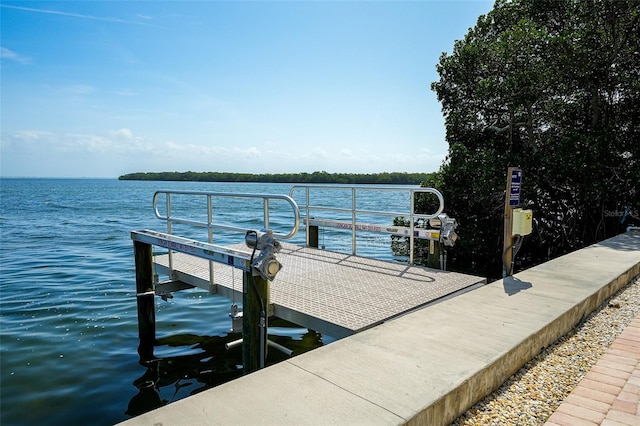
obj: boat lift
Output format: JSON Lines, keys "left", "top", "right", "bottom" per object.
{"left": 290, "top": 185, "right": 458, "bottom": 266}
{"left": 132, "top": 191, "right": 299, "bottom": 373}
{"left": 131, "top": 186, "right": 459, "bottom": 373}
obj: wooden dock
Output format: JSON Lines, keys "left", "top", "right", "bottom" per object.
{"left": 154, "top": 242, "right": 486, "bottom": 338}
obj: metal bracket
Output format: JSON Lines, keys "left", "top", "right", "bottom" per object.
{"left": 229, "top": 303, "right": 243, "bottom": 333}
{"left": 155, "top": 280, "right": 195, "bottom": 301}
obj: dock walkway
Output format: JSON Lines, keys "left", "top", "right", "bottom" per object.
{"left": 154, "top": 242, "right": 485, "bottom": 338}
{"left": 122, "top": 231, "right": 640, "bottom": 426}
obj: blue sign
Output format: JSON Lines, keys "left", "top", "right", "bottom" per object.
{"left": 509, "top": 169, "right": 521, "bottom": 206}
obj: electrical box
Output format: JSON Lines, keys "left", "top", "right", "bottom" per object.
{"left": 512, "top": 208, "right": 533, "bottom": 236}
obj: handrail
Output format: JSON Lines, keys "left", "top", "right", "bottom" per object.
{"left": 153, "top": 190, "right": 300, "bottom": 281}
{"left": 289, "top": 185, "right": 445, "bottom": 264}
{"left": 153, "top": 190, "right": 300, "bottom": 240}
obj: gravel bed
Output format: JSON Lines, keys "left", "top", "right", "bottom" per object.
{"left": 452, "top": 274, "right": 640, "bottom": 425}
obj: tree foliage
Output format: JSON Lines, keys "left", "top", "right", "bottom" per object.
{"left": 431, "top": 0, "right": 640, "bottom": 279}
{"left": 119, "top": 171, "right": 436, "bottom": 185}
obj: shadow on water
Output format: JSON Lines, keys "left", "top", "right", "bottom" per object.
{"left": 126, "top": 319, "right": 326, "bottom": 418}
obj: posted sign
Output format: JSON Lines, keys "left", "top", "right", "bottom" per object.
{"left": 509, "top": 168, "right": 522, "bottom": 207}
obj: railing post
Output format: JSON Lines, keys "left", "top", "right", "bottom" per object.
{"left": 207, "top": 195, "right": 215, "bottom": 293}
{"left": 351, "top": 187, "right": 357, "bottom": 255}
{"left": 166, "top": 193, "right": 174, "bottom": 273}
{"left": 410, "top": 191, "right": 416, "bottom": 265}
{"left": 263, "top": 197, "right": 270, "bottom": 229}
{"left": 134, "top": 240, "right": 155, "bottom": 362}
{"left": 242, "top": 271, "right": 269, "bottom": 374}
{"left": 305, "top": 187, "right": 311, "bottom": 248}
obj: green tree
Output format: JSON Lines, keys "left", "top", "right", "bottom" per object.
{"left": 431, "top": 0, "right": 640, "bottom": 279}
{"left": 118, "top": 171, "right": 436, "bottom": 185}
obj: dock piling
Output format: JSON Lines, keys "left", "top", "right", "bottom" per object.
{"left": 134, "top": 240, "right": 156, "bottom": 362}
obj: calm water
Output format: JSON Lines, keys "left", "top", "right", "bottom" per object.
{"left": 0, "top": 178, "right": 416, "bottom": 425}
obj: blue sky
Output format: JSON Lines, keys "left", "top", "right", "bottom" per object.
{"left": 1, "top": 1, "right": 493, "bottom": 178}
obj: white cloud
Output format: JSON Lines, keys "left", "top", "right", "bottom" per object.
{"left": 1, "top": 126, "right": 447, "bottom": 177}
{"left": 110, "top": 128, "right": 135, "bottom": 140}
{"left": 0, "top": 4, "right": 162, "bottom": 27}
{"left": 12, "top": 130, "right": 53, "bottom": 142}
{"left": 0, "top": 46, "right": 32, "bottom": 64}
{"left": 236, "top": 147, "right": 261, "bottom": 158}
{"left": 41, "top": 83, "right": 96, "bottom": 96}
{"left": 307, "top": 148, "right": 328, "bottom": 159}
{"left": 1, "top": 128, "right": 156, "bottom": 157}
{"left": 157, "top": 141, "right": 263, "bottom": 160}
{"left": 66, "top": 133, "right": 110, "bottom": 153}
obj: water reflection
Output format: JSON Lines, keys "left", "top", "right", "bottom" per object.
{"left": 127, "top": 321, "right": 326, "bottom": 418}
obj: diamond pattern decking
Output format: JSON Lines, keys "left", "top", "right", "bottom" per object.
{"left": 154, "top": 242, "right": 486, "bottom": 338}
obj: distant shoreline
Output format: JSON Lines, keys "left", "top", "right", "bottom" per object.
{"left": 118, "top": 171, "right": 436, "bottom": 185}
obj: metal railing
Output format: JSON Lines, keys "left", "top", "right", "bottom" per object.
{"left": 289, "top": 185, "right": 445, "bottom": 264}
{"left": 152, "top": 190, "right": 300, "bottom": 282}
{"left": 153, "top": 190, "right": 300, "bottom": 239}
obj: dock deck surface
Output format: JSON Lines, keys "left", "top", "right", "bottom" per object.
{"left": 154, "top": 242, "right": 485, "bottom": 338}
{"left": 123, "top": 231, "right": 640, "bottom": 426}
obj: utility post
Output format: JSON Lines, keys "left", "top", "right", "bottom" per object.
{"left": 503, "top": 167, "right": 522, "bottom": 277}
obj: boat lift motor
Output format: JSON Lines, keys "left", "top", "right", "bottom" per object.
{"left": 429, "top": 213, "right": 459, "bottom": 247}
{"left": 229, "top": 230, "right": 283, "bottom": 334}
{"left": 245, "top": 229, "right": 283, "bottom": 281}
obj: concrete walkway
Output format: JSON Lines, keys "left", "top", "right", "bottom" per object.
{"left": 545, "top": 312, "right": 640, "bottom": 426}
{"left": 120, "top": 231, "right": 640, "bottom": 426}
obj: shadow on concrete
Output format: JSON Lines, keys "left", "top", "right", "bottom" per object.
{"left": 503, "top": 276, "right": 532, "bottom": 296}
{"left": 594, "top": 230, "right": 640, "bottom": 252}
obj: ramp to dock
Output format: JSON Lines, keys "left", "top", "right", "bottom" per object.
{"left": 122, "top": 230, "right": 640, "bottom": 426}
{"left": 154, "top": 242, "right": 486, "bottom": 338}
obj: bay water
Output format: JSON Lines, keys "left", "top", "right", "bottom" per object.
{"left": 0, "top": 178, "right": 414, "bottom": 425}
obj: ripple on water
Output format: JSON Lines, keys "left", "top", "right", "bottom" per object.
{"left": 2, "top": 179, "right": 390, "bottom": 424}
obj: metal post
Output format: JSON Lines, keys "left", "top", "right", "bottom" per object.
{"left": 166, "top": 193, "right": 174, "bottom": 273}
{"left": 304, "top": 187, "right": 311, "bottom": 248}
{"left": 410, "top": 190, "right": 416, "bottom": 265}
{"left": 351, "top": 188, "right": 357, "bottom": 255}
{"left": 207, "top": 195, "right": 215, "bottom": 293}
{"left": 134, "top": 240, "right": 155, "bottom": 362}
{"left": 242, "top": 271, "right": 269, "bottom": 374}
